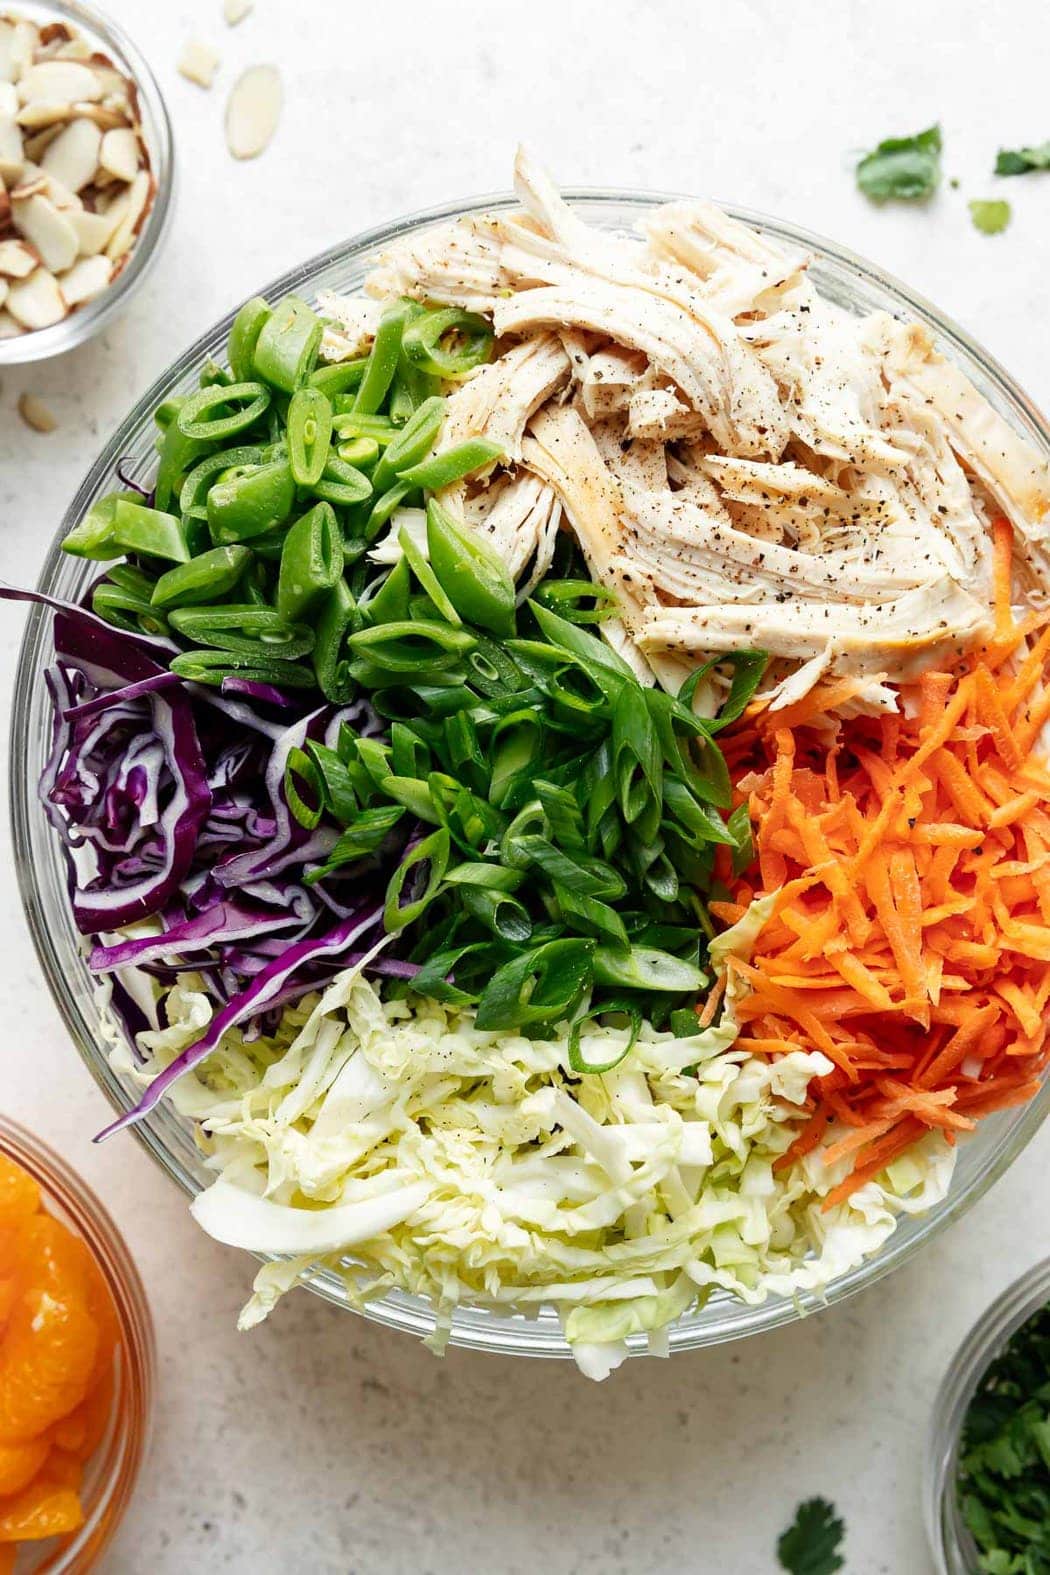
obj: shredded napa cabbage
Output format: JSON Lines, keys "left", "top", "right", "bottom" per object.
{"left": 104, "top": 905, "right": 956, "bottom": 1378}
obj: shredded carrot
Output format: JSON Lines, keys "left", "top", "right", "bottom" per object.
{"left": 716, "top": 624, "right": 1050, "bottom": 1208}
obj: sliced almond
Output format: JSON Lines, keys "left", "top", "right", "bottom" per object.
{"left": 58, "top": 252, "right": 109, "bottom": 305}
{"left": 23, "top": 122, "right": 63, "bottom": 163}
{"left": 99, "top": 126, "right": 137, "bottom": 182}
{"left": 224, "top": 0, "right": 254, "bottom": 22}
{"left": 0, "top": 237, "right": 38, "bottom": 277}
{"left": 0, "top": 22, "right": 14, "bottom": 85}
{"left": 41, "top": 116, "right": 100, "bottom": 192}
{"left": 20, "top": 60, "right": 102, "bottom": 105}
{"left": 104, "top": 168, "right": 149, "bottom": 259}
{"left": 16, "top": 100, "right": 74, "bottom": 130}
{"left": 18, "top": 392, "right": 58, "bottom": 431}
{"left": 10, "top": 170, "right": 46, "bottom": 201}
{"left": 10, "top": 21, "right": 37, "bottom": 80}
{"left": 0, "top": 275, "right": 7, "bottom": 309}
{"left": 92, "top": 66, "right": 129, "bottom": 99}
{"left": 12, "top": 193, "right": 78, "bottom": 271}
{"left": 0, "top": 115, "right": 22, "bottom": 185}
{"left": 0, "top": 307, "right": 24, "bottom": 337}
{"left": 68, "top": 207, "right": 110, "bottom": 256}
{"left": 38, "top": 172, "right": 82, "bottom": 212}
{"left": 54, "top": 38, "right": 93, "bottom": 63}
{"left": 6, "top": 265, "right": 66, "bottom": 328}
{"left": 71, "top": 99, "right": 126, "bottom": 132}
{"left": 178, "top": 39, "right": 220, "bottom": 90}
{"left": 0, "top": 82, "right": 16, "bottom": 117}
{"left": 225, "top": 65, "right": 281, "bottom": 160}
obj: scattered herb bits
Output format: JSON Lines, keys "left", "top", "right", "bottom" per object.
{"left": 776, "top": 1497, "right": 846, "bottom": 1575}
{"left": 957, "top": 1300, "right": 1050, "bottom": 1573}
{"left": 996, "top": 142, "right": 1050, "bottom": 176}
{"left": 856, "top": 123, "right": 942, "bottom": 201}
{"left": 970, "top": 199, "right": 1011, "bottom": 236}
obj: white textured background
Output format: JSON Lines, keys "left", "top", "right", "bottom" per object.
{"left": 2, "top": 1, "right": 1050, "bottom": 1569}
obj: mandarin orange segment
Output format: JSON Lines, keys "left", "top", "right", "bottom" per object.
{"left": 0, "top": 1477, "right": 84, "bottom": 1542}
{"left": 0, "top": 1544, "right": 14, "bottom": 1572}
{"left": 0, "top": 1437, "right": 49, "bottom": 1497}
{"left": 0, "top": 1158, "right": 40, "bottom": 1230}
{"left": 41, "top": 1448, "right": 82, "bottom": 1492}
{"left": 51, "top": 1366, "right": 113, "bottom": 1459}
{"left": 67, "top": 1237, "right": 119, "bottom": 1377}
{"left": 11, "top": 1217, "right": 90, "bottom": 1307}
{"left": 0, "top": 1287, "right": 98, "bottom": 1443}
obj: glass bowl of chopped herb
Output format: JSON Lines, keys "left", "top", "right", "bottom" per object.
{"left": 926, "top": 1255, "right": 1050, "bottom": 1573}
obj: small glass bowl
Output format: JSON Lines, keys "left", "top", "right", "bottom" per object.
{"left": 0, "top": 0, "right": 174, "bottom": 366}
{"left": 925, "top": 1254, "right": 1050, "bottom": 1573}
{"left": 0, "top": 1113, "right": 155, "bottom": 1571}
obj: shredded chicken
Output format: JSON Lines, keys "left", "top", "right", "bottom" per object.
{"left": 350, "top": 148, "right": 1050, "bottom": 713}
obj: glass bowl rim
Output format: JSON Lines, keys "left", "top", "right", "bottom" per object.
{"left": 0, "top": 0, "right": 175, "bottom": 367}
{"left": 10, "top": 184, "right": 1050, "bottom": 1361}
{"left": 0, "top": 1111, "right": 155, "bottom": 1569}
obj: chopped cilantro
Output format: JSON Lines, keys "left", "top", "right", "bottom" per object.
{"left": 957, "top": 1301, "right": 1050, "bottom": 1572}
{"left": 969, "top": 199, "right": 1012, "bottom": 236}
{"left": 995, "top": 142, "right": 1050, "bottom": 176}
{"left": 776, "top": 1497, "right": 846, "bottom": 1575}
{"left": 856, "top": 124, "right": 942, "bottom": 201}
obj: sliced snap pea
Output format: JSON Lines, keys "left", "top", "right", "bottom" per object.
{"left": 332, "top": 412, "right": 398, "bottom": 446}
{"left": 169, "top": 604, "right": 315, "bottom": 660}
{"left": 150, "top": 545, "right": 253, "bottom": 609}
{"left": 111, "top": 500, "right": 190, "bottom": 563}
{"left": 154, "top": 418, "right": 213, "bottom": 513}
{"left": 93, "top": 580, "right": 169, "bottom": 637}
{"left": 310, "top": 456, "right": 372, "bottom": 507}
{"left": 62, "top": 490, "right": 141, "bottom": 560}
{"left": 253, "top": 295, "right": 322, "bottom": 393}
{"left": 370, "top": 395, "right": 445, "bottom": 495}
{"left": 398, "top": 438, "right": 503, "bottom": 493}
{"left": 312, "top": 580, "right": 356, "bottom": 703}
{"left": 398, "top": 524, "right": 460, "bottom": 625}
{"left": 362, "top": 555, "right": 410, "bottom": 626}
{"left": 426, "top": 498, "right": 515, "bottom": 636}
{"left": 179, "top": 445, "right": 266, "bottom": 520}
{"left": 401, "top": 308, "right": 494, "bottom": 381}
{"left": 176, "top": 381, "right": 271, "bottom": 443}
{"left": 287, "top": 386, "right": 333, "bottom": 487}
{"left": 308, "top": 359, "right": 367, "bottom": 399}
{"left": 336, "top": 436, "right": 380, "bottom": 468}
{"left": 352, "top": 304, "right": 414, "bottom": 416}
{"left": 347, "top": 619, "right": 475, "bottom": 673}
{"left": 169, "top": 648, "right": 316, "bottom": 688}
{"left": 227, "top": 296, "right": 271, "bottom": 382}
{"left": 207, "top": 460, "right": 295, "bottom": 544}
{"left": 199, "top": 359, "right": 233, "bottom": 388}
{"left": 276, "top": 502, "right": 342, "bottom": 623}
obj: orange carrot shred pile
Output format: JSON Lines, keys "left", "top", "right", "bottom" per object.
{"left": 720, "top": 587, "right": 1050, "bottom": 1210}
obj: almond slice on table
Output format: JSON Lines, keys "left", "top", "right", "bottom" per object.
{"left": 12, "top": 192, "right": 77, "bottom": 271}
{"left": 0, "top": 237, "right": 37, "bottom": 277}
{"left": 41, "top": 117, "right": 101, "bottom": 193}
{"left": 19, "top": 60, "right": 102, "bottom": 105}
{"left": 18, "top": 392, "right": 57, "bottom": 431}
{"left": 225, "top": 65, "right": 281, "bottom": 159}
{"left": 99, "top": 127, "right": 137, "bottom": 182}
{"left": 59, "top": 252, "right": 109, "bottom": 305}
{"left": 224, "top": 0, "right": 254, "bottom": 22}
{"left": 68, "top": 207, "right": 111, "bottom": 256}
{"left": 178, "top": 39, "right": 220, "bottom": 89}
{"left": 104, "top": 168, "right": 149, "bottom": 260}
{"left": 6, "top": 265, "right": 65, "bottom": 328}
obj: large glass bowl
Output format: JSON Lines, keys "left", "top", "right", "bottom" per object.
{"left": 11, "top": 191, "right": 1050, "bottom": 1363}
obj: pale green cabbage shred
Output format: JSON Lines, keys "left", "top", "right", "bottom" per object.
{"left": 105, "top": 900, "right": 955, "bottom": 1379}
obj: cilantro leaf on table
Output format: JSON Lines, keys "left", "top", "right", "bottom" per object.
{"left": 970, "top": 199, "right": 1012, "bottom": 236}
{"left": 776, "top": 1497, "right": 846, "bottom": 1575}
{"left": 856, "top": 124, "right": 942, "bottom": 200}
{"left": 995, "top": 142, "right": 1050, "bottom": 175}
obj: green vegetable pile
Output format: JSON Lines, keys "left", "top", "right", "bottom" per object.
{"left": 62, "top": 290, "right": 501, "bottom": 695}
{"left": 957, "top": 1301, "right": 1050, "bottom": 1573}
{"left": 286, "top": 521, "right": 763, "bottom": 1040}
